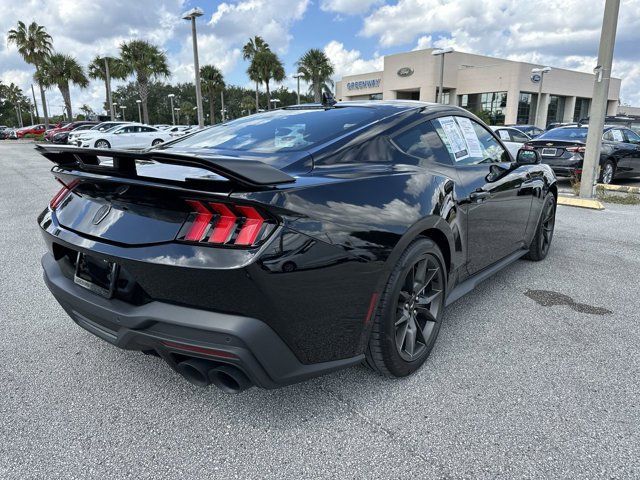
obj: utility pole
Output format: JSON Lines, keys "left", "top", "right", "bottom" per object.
{"left": 293, "top": 74, "right": 301, "bottom": 104}
{"left": 136, "top": 99, "right": 142, "bottom": 123}
{"left": 532, "top": 67, "right": 552, "bottom": 128}
{"left": 580, "top": 0, "right": 620, "bottom": 199}
{"left": 104, "top": 57, "right": 114, "bottom": 121}
{"left": 30, "top": 84, "right": 39, "bottom": 122}
{"left": 183, "top": 8, "right": 205, "bottom": 128}
{"left": 168, "top": 94, "right": 176, "bottom": 125}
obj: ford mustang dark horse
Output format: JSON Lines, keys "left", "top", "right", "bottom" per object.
{"left": 38, "top": 100, "right": 556, "bottom": 393}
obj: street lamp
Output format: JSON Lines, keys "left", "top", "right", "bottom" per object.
{"left": 431, "top": 47, "right": 454, "bottom": 104}
{"left": 182, "top": 7, "right": 205, "bottom": 128}
{"left": 168, "top": 94, "right": 176, "bottom": 125}
{"left": 531, "top": 67, "right": 552, "bottom": 128}
{"left": 293, "top": 74, "right": 302, "bottom": 104}
{"left": 270, "top": 98, "right": 281, "bottom": 109}
{"left": 136, "top": 99, "right": 142, "bottom": 123}
{"left": 174, "top": 107, "right": 181, "bottom": 124}
{"left": 119, "top": 105, "right": 127, "bottom": 121}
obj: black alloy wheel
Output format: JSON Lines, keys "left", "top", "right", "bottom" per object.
{"left": 366, "top": 238, "right": 446, "bottom": 377}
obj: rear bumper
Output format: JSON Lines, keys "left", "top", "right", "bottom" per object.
{"left": 42, "top": 253, "right": 363, "bottom": 388}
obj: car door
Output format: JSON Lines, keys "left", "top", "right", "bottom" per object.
{"left": 433, "top": 116, "right": 535, "bottom": 274}
{"left": 112, "top": 125, "right": 135, "bottom": 148}
{"left": 621, "top": 129, "right": 640, "bottom": 176}
{"left": 604, "top": 128, "right": 635, "bottom": 177}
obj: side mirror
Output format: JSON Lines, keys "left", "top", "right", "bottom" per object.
{"left": 516, "top": 148, "right": 540, "bottom": 165}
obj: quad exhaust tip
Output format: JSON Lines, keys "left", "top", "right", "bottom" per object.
{"left": 176, "top": 358, "right": 253, "bottom": 394}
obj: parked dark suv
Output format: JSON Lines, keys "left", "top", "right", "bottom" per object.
{"left": 524, "top": 125, "right": 640, "bottom": 183}
{"left": 38, "top": 101, "right": 557, "bottom": 393}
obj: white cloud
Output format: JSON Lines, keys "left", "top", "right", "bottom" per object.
{"left": 208, "top": 0, "right": 310, "bottom": 54}
{"left": 320, "top": 0, "right": 382, "bottom": 15}
{"left": 362, "top": 0, "right": 640, "bottom": 104}
{"left": 323, "top": 41, "right": 383, "bottom": 82}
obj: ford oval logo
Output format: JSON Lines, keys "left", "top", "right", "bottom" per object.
{"left": 397, "top": 67, "right": 414, "bottom": 77}
{"left": 92, "top": 204, "right": 112, "bottom": 225}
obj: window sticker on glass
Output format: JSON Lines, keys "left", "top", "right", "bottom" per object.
{"left": 498, "top": 129, "right": 510, "bottom": 140}
{"left": 437, "top": 117, "right": 469, "bottom": 160}
{"left": 611, "top": 129, "right": 624, "bottom": 142}
{"left": 456, "top": 117, "right": 484, "bottom": 158}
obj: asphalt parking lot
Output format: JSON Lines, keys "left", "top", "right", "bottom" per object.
{"left": 1, "top": 141, "right": 639, "bottom": 479}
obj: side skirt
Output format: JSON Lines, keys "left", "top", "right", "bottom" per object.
{"left": 445, "top": 249, "right": 528, "bottom": 306}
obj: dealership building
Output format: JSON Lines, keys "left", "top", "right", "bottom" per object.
{"left": 335, "top": 49, "right": 622, "bottom": 127}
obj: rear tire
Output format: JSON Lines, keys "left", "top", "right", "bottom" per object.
{"left": 366, "top": 238, "right": 446, "bottom": 378}
{"left": 95, "top": 139, "right": 110, "bottom": 149}
{"left": 524, "top": 193, "right": 556, "bottom": 261}
{"left": 599, "top": 159, "right": 615, "bottom": 184}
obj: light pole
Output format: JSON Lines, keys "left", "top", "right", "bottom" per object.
{"left": 293, "top": 74, "right": 302, "bottom": 104}
{"left": 580, "top": 0, "right": 620, "bottom": 199}
{"left": 270, "top": 98, "right": 281, "bottom": 109}
{"left": 104, "top": 57, "right": 114, "bottom": 120}
{"left": 532, "top": 67, "right": 552, "bottom": 128}
{"left": 136, "top": 100, "right": 142, "bottom": 123}
{"left": 168, "top": 94, "right": 176, "bottom": 125}
{"left": 220, "top": 90, "right": 226, "bottom": 122}
{"left": 120, "top": 105, "right": 126, "bottom": 121}
{"left": 175, "top": 107, "right": 181, "bottom": 124}
{"left": 182, "top": 7, "right": 205, "bottom": 128}
{"left": 432, "top": 47, "right": 454, "bottom": 104}
{"left": 112, "top": 102, "right": 118, "bottom": 118}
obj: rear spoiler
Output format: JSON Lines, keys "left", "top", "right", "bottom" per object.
{"left": 35, "top": 144, "right": 296, "bottom": 188}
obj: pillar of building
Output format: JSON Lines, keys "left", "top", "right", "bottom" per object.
{"left": 563, "top": 96, "right": 577, "bottom": 123}
{"left": 447, "top": 88, "right": 457, "bottom": 106}
{"left": 504, "top": 89, "right": 520, "bottom": 125}
{"left": 606, "top": 100, "right": 618, "bottom": 116}
{"left": 419, "top": 86, "right": 437, "bottom": 103}
{"left": 536, "top": 93, "right": 551, "bottom": 128}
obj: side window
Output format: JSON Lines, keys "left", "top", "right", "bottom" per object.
{"left": 392, "top": 121, "right": 453, "bottom": 165}
{"left": 623, "top": 129, "right": 640, "bottom": 144}
{"left": 510, "top": 130, "right": 530, "bottom": 143}
{"left": 432, "top": 116, "right": 509, "bottom": 165}
{"left": 605, "top": 129, "right": 625, "bottom": 142}
{"left": 496, "top": 129, "right": 511, "bottom": 141}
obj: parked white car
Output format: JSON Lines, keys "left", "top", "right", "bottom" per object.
{"left": 490, "top": 126, "right": 532, "bottom": 158}
{"left": 74, "top": 123, "right": 172, "bottom": 150}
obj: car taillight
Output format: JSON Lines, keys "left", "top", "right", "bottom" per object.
{"left": 178, "top": 200, "right": 276, "bottom": 247}
{"left": 49, "top": 180, "right": 78, "bottom": 210}
{"left": 566, "top": 146, "right": 586, "bottom": 154}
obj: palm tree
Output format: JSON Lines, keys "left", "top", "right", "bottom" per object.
{"left": 296, "top": 49, "right": 335, "bottom": 103}
{"left": 88, "top": 56, "right": 126, "bottom": 116}
{"left": 242, "top": 36, "right": 270, "bottom": 112}
{"left": 200, "top": 65, "right": 225, "bottom": 125}
{"left": 36, "top": 53, "right": 88, "bottom": 120}
{"left": 7, "top": 21, "right": 53, "bottom": 128}
{"left": 118, "top": 40, "right": 170, "bottom": 124}
{"left": 79, "top": 104, "right": 94, "bottom": 118}
{"left": 251, "top": 51, "right": 285, "bottom": 110}
{"left": 5, "top": 83, "right": 25, "bottom": 127}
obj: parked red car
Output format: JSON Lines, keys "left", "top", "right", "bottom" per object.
{"left": 15, "top": 124, "right": 47, "bottom": 138}
{"left": 44, "top": 121, "right": 98, "bottom": 142}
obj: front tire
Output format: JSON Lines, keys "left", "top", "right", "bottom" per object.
{"left": 151, "top": 139, "right": 164, "bottom": 146}
{"left": 366, "top": 238, "right": 446, "bottom": 378}
{"left": 95, "top": 139, "right": 111, "bottom": 149}
{"left": 524, "top": 193, "right": 556, "bottom": 261}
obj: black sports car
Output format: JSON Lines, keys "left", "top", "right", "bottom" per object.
{"left": 38, "top": 101, "right": 557, "bottom": 393}
{"left": 524, "top": 125, "right": 640, "bottom": 184}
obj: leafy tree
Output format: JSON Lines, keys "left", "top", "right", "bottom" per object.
{"left": 296, "top": 49, "right": 335, "bottom": 103}
{"left": 200, "top": 65, "right": 225, "bottom": 125}
{"left": 118, "top": 40, "right": 170, "bottom": 124}
{"left": 242, "top": 36, "right": 270, "bottom": 112}
{"left": 251, "top": 50, "right": 285, "bottom": 110}
{"left": 7, "top": 21, "right": 53, "bottom": 128}
{"left": 88, "top": 56, "right": 127, "bottom": 116}
{"left": 36, "top": 53, "right": 88, "bottom": 119}
{"left": 1, "top": 82, "right": 27, "bottom": 127}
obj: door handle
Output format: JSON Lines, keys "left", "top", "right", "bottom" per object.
{"left": 469, "top": 190, "right": 491, "bottom": 202}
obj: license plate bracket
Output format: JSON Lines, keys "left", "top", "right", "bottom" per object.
{"left": 74, "top": 252, "right": 119, "bottom": 298}
{"left": 541, "top": 148, "right": 557, "bottom": 156}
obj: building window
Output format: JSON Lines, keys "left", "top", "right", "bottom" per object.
{"left": 517, "top": 93, "right": 533, "bottom": 124}
{"left": 573, "top": 97, "right": 590, "bottom": 122}
{"left": 459, "top": 92, "right": 507, "bottom": 125}
{"left": 546, "top": 95, "right": 566, "bottom": 126}
{"left": 369, "top": 93, "right": 383, "bottom": 100}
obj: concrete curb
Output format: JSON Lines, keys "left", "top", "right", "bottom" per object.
{"left": 558, "top": 196, "right": 605, "bottom": 210}
{"left": 597, "top": 184, "right": 640, "bottom": 195}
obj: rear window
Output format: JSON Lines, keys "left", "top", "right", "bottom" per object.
{"left": 166, "top": 108, "right": 378, "bottom": 153}
{"left": 537, "top": 128, "right": 588, "bottom": 141}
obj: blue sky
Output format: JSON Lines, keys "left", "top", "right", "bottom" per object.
{"left": 1, "top": 0, "right": 640, "bottom": 114}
